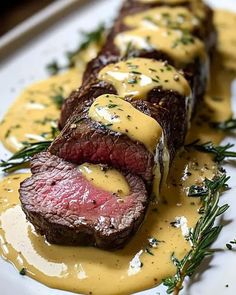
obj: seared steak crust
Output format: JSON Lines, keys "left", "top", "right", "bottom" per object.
{"left": 20, "top": 152, "right": 148, "bottom": 249}
{"left": 19, "top": 0, "right": 216, "bottom": 249}
{"left": 50, "top": 90, "right": 186, "bottom": 183}
{"left": 60, "top": 0, "right": 215, "bottom": 127}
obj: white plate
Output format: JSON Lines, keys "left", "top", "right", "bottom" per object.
{"left": 0, "top": 0, "right": 236, "bottom": 294}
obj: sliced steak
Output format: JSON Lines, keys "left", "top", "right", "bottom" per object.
{"left": 19, "top": 152, "right": 148, "bottom": 249}
{"left": 50, "top": 92, "right": 186, "bottom": 183}
{"left": 59, "top": 0, "right": 215, "bottom": 127}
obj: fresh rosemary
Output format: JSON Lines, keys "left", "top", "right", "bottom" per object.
{"left": 212, "top": 118, "right": 236, "bottom": 131}
{"left": 163, "top": 173, "right": 230, "bottom": 295}
{"left": 186, "top": 140, "right": 236, "bottom": 162}
{"left": 0, "top": 141, "right": 52, "bottom": 173}
{"left": 46, "top": 23, "right": 105, "bottom": 75}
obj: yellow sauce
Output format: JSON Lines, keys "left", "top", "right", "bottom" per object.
{"left": 0, "top": 8, "right": 235, "bottom": 295}
{"left": 0, "top": 69, "right": 82, "bottom": 153}
{"left": 78, "top": 163, "right": 130, "bottom": 197}
{"left": 124, "top": 7, "right": 200, "bottom": 31}
{"left": 135, "top": 0, "right": 206, "bottom": 20}
{"left": 115, "top": 27, "right": 205, "bottom": 67}
{"left": 98, "top": 58, "right": 191, "bottom": 99}
{"left": 215, "top": 10, "right": 236, "bottom": 70}
{"left": 88, "top": 94, "right": 162, "bottom": 152}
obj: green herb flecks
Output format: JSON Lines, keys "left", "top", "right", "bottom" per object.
{"left": 186, "top": 140, "right": 236, "bottom": 162}
{"left": 50, "top": 86, "right": 65, "bottom": 109}
{"left": 4, "top": 124, "right": 21, "bottom": 139}
{"left": 19, "top": 268, "right": 26, "bottom": 276}
{"left": 172, "top": 32, "right": 195, "bottom": 49}
{"left": 163, "top": 173, "right": 229, "bottom": 295}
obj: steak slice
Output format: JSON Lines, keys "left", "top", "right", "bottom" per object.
{"left": 19, "top": 152, "right": 148, "bottom": 249}
{"left": 50, "top": 93, "right": 187, "bottom": 183}
{"left": 59, "top": 0, "right": 215, "bottom": 127}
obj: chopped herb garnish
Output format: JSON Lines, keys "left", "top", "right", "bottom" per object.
{"left": 152, "top": 78, "right": 160, "bottom": 83}
{"left": 50, "top": 86, "right": 65, "bottom": 109}
{"left": 19, "top": 268, "right": 26, "bottom": 276}
{"left": 145, "top": 247, "right": 154, "bottom": 256}
{"left": 130, "top": 71, "right": 141, "bottom": 75}
{"left": 172, "top": 33, "right": 195, "bottom": 48}
{"left": 4, "top": 124, "right": 21, "bottom": 139}
{"left": 107, "top": 104, "right": 118, "bottom": 108}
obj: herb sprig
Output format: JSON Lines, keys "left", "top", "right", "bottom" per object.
{"left": 0, "top": 141, "right": 52, "bottom": 173}
{"left": 186, "top": 140, "right": 236, "bottom": 162}
{"left": 163, "top": 174, "right": 229, "bottom": 294}
{"left": 212, "top": 118, "right": 236, "bottom": 131}
{"left": 46, "top": 24, "right": 105, "bottom": 75}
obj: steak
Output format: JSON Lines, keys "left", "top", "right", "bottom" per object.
{"left": 19, "top": 0, "right": 216, "bottom": 249}
{"left": 20, "top": 152, "right": 148, "bottom": 249}
{"left": 50, "top": 91, "right": 186, "bottom": 183}
{"left": 59, "top": 0, "right": 215, "bottom": 127}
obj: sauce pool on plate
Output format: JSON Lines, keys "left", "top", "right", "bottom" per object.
{"left": 0, "top": 8, "right": 235, "bottom": 295}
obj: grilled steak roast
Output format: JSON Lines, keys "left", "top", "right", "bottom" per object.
{"left": 59, "top": 0, "right": 216, "bottom": 127}
{"left": 50, "top": 91, "right": 185, "bottom": 183}
{"left": 19, "top": 0, "right": 216, "bottom": 249}
{"left": 20, "top": 152, "right": 148, "bottom": 249}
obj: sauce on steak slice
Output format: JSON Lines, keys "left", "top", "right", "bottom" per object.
{"left": 19, "top": 152, "right": 148, "bottom": 249}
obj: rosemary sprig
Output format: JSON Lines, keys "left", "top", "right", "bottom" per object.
{"left": 163, "top": 174, "right": 230, "bottom": 294}
{"left": 186, "top": 140, "right": 236, "bottom": 162}
{"left": 212, "top": 118, "right": 236, "bottom": 131}
{"left": 0, "top": 141, "right": 52, "bottom": 173}
{"left": 46, "top": 23, "right": 105, "bottom": 75}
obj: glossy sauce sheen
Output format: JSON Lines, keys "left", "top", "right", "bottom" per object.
{"left": 136, "top": 0, "right": 206, "bottom": 20}
{"left": 115, "top": 27, "right": 205, "bottom": 66}
{"left": 0, "top": 69, "right": 82, "bottom": 153}
{"left": 124, "top": 7, "right": 200, "bottom": 31}
{"left": 78, "top": 163, "right": 130, "bottom": 197}
{"left": 0, "top": 9, "right": 235, "bottom": 295}
{"left": 88, "top": 94, "right": 162, "bottom": 152}
{"left": 98, "top": 58, "right": 191, "bottom": 98}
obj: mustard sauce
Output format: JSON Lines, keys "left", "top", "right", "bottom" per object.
{"left": 88, "top": 94, "right": 162, "bottom": 152}
{"left": 0, "top": 8, "right": 235, "bottom": 295}
{"left": 115, "top": 27, "right": 205, "bottom": 67}
{"left": 124, "top": 7, "right": 200, "bottom": 32}
{"left": 0, "top": 69, "right": 82, "bottom": 153}
{"left": 98, "top": 58, "right": 191, "bottom": 99}
{"left": 78, "top": 163, "right": 130, "bottom": 197}
{"left": 135, "top": 0, "right": 206, "bottom": 20}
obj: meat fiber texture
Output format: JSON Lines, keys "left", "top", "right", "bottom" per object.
{"left": 20, "top": 152, "right": 148, "bottom": 249}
